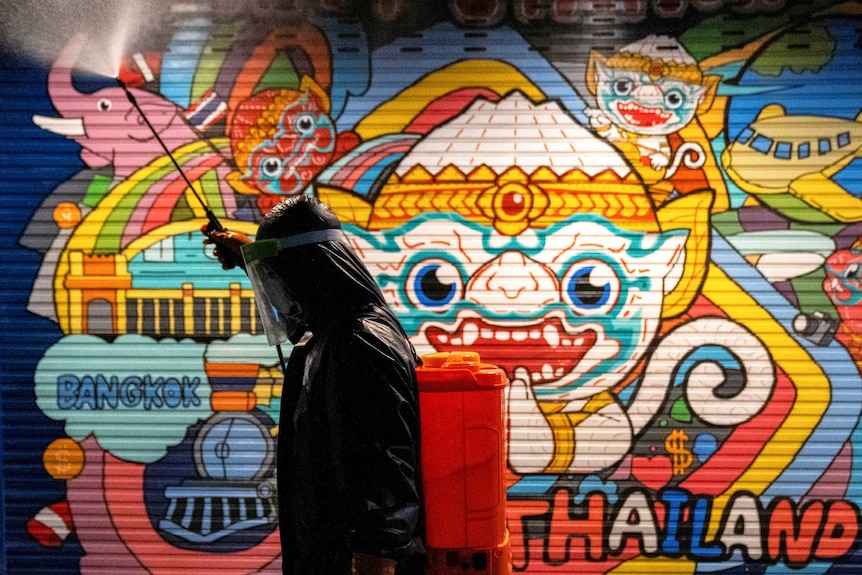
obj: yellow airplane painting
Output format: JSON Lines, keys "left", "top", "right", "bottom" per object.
{"left": 722, "top": 104, "right": 862, "bottom": 222}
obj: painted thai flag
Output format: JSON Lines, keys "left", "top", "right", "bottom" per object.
{"left": 185, "top": 89, "right": 228, "bottom": 133}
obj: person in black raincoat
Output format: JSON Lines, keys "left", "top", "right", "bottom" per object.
{"left": 204, "top": 196, "right": 424, "bottom": 575}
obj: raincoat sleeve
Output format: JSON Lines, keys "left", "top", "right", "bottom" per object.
{"left": 330, "top": 317, "right": 422, "bottom": 560}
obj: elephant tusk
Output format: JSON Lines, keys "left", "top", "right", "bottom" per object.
{"left": 32, "top": 115, "right": 85, "bottom": 137}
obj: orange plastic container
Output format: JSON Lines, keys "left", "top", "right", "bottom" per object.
{"left": 416, "top": 351, "right": 511, "bottom": 575}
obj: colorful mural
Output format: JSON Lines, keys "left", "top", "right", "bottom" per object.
{"left": 5, "top": 1, "right": 862, "bottom": 573}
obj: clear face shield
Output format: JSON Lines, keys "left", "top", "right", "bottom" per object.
{"left": 241, "top": 229, "right": 344, "bottom": 346}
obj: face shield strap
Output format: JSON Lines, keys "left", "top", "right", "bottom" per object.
{"left": 241, "top": 228, "right": 344, "bottom": 264}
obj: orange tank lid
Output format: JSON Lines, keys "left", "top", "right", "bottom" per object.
{"left": 416, "top": 351, "right": 508, "bottom": 392}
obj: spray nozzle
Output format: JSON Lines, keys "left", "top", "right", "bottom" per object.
{"left": 116, "top": 71, "right": 141, "bottom": 91}
{"left": 116, "top": 77, "right": 138, "bottom": 106}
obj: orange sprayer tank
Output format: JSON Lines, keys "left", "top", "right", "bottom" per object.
{"left": 416, "top": 351, "right": 511, "bottom": 575}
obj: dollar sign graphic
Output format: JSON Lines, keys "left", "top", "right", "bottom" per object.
{"left": 55, "top": 449, "right": 71, "bottom": 476}
{"left": 665, "top": 429, "right": 693, "bottom": 476}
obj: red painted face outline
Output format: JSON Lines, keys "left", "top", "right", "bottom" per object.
{"left": 824, "top": 247, "right": 862, "bottom": 315}
{"left": 244, "top": 92, "right": 336, "bottom": 196}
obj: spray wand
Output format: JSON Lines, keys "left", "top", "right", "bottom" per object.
{"left": 116, "top": 78, "right": 225, "bottom": 232}
{"left": 118, "top": 80, "right": 272, "bottom": 358}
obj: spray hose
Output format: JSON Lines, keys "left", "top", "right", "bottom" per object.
{"left": 116, "top": 78, "right": 224, "bottom": 232}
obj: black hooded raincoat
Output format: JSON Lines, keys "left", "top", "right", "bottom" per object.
{"left": 258, "top": 198, "right": 423, "bottom": 575}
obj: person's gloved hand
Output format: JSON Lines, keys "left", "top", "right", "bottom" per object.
{"left": 201, "top": 226, "right": 252, "bottom": 270}
{"left": 351, "top": 553, "right": 396, "bottom": 575}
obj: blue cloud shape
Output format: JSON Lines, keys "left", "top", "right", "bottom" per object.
{"left": 35, "top": 334, "right": 213, "bottom": 463}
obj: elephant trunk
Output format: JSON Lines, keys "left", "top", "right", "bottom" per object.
{"left": 33, "top": 33, "right": 89, "bottom": 137}
{"left": 47, "top": 33, "right": 89, "bottom": 115}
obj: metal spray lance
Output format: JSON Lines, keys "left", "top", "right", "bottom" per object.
{"left": 116, "top": 78, "right": 225, "bottom": 232}
{"left": 116, "top": 79, "right": 280, "bottom": 363}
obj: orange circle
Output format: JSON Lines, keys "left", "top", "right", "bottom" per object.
{"left": 53, "top": 202, "right": 82, "bottom": 229}
{"left": 43, "top": 438, "right": 85, "bottom": 480}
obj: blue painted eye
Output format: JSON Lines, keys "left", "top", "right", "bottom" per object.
{"left": 294, "top": 112, "right": 316, "bottom": 136}
{"left": 260, "top": 157, "right": 282, "bottom": 178}
{"left": 407, "top": 259, "right": 463, "bottom": 311}
{"left": 664, "top": 88, "right": 685, "bottom": 110}
{"left": 561, "top": 259, "right": 619, "bottom": 315}
{"left": 613, "top": 77, "right": 634, "bottom": 96}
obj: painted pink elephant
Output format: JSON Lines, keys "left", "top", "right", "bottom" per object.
{"left": 32, "top": 33, "right": 199, "bottom": 179}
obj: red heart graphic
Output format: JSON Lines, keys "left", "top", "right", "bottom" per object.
{"left": 631, "top": 455, "right": 673, "bottom": 490}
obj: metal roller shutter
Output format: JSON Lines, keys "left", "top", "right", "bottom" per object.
{"left": 1, "top": 1, "right": 861, "bottom": 573}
